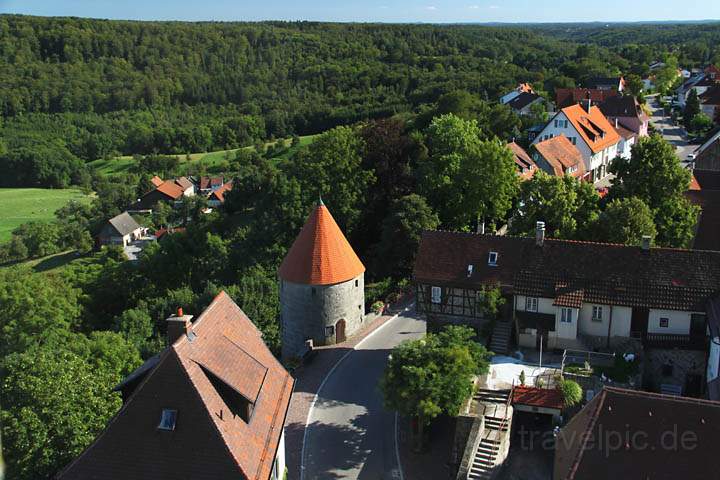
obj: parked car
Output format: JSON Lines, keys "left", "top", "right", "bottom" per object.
{"left": 688, "top": 153, "right": 697, "bottom": 160}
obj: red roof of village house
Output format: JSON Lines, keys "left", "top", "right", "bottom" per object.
{"left": 209, "top": 181, "right": 233, "bottom": 203}
{"left": 155, "top": 180, "right": 185, "bottom": 200}
{"left": 508, "top": 142, "right": 537, "bottom": 180}
{"left": 279, "top": 202, "right": 365, "bottom": 285}
{"left": 150, "top": 175, "right": 164, "bottom": 187}
{"left": 56, "top": 292, "right": 293, "bottom": 480}
{"left": 555, "top": 88, "right": 619, "bottom": 109}
{"left": 512, "top": 386, "right": 565, "bottom": 410}
{"left": 562, "top": 104, "right": 621, "bottom": 154}
{"left": 533, "top": 135, "right": 585, "bottom": 178}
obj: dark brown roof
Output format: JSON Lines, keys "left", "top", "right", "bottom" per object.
{"left": 507, "top": 91, "right": 541, "bottom": 111}
{"left": 598, "top": 95, "right": 647, "bottom": 121}
{"left": 508, "top": 142, "right": 537, "bottom": 180}
{"left": 413, "top": 231, "right": 720, "bottom": 311}
{"left": 700, "top": 85, "right": 720, "bottom": 106}
{"left": 555, "top": 387, "right": 720, "bottom": 480}
{"left": 174, "top": 176, "right": 194, "bottom": 190}
{"left": 57, "top": 292, "right": 293, "bottom": 480}
{"left": 688, "top": 170, "right": 720, "bottom": 251}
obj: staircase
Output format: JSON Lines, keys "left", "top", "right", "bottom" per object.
{"left": 474, "top": 388, "right": 511, "bottom": 405}
{"left": 467, "top": 403, "right": 512, "bottom": 479}
{"left": 489, "top": 320, "right": 512, "bottom": 355}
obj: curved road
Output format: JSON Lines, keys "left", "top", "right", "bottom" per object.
{"left": 301, "top": 307, "right": 425, "bottom": 480}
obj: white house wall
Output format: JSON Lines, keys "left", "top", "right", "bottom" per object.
{"left": 555, "top": 308, "right": 578, "bottom": 339}
{"left": 515, "top": 295, "right": 555, "bottom": 315}
{"left": 578, "top": 304, "right": 632, "bottom": 338}
{"left": 647, "top": 309, "right": 692, "bottom": 334}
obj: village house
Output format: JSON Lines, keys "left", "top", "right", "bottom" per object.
{"left": 199, "top": 176, "right": 225, "bottom": 195}
{"left": 530, "top": 134, "right": 586, "bottom": 179}
{"left": 56, "top": 292, "right": 293, "bottom": 480}
{"left": 174, "top": 176, "right": 195, "bottom": 197}
{"left": 582, "top": 76, "right": 625, "bottom": 92}
{"left": 507, "top": 142, "right": 537, "bottom": 181}
{"left": 505, "top": 91, "right": 547, "bottom": 116}
{"left": 555, "top": 88, "right": 619, "bottom": 109}
{"left": 208, "top": 181, "right": 233, "bottom": 207}
{"left": 676, "top": 66, "right": 720, "bottom": 107}
{"left": 499, "top": 83, "right": 534, "bottom": 105}
{"left": 555, "top": 387, "right": 720, "bottom": 480}
{"left": 613, "top": 122, "right": 638, "bottom": 160}
{"left": 413, "top": 225, "right": 720, "bottom": 395}
{"left": 598, "top": 95, "right": 649, "bottom": 137}
{"left": 532, "top": 102, "right": 620, "bottom": 182}
{"left": 135, "top": 180, "right": 185, "bottom": 211}
{"left": 699, "top": 85, "right": 720, "bottom": 121}
{"left": 96, "top": 212, "right": 144, "bottom": 247}
{"left": 693, "top": 128, "right": 720, "bottom": 170}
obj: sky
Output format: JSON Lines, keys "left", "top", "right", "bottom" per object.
{"left": 1, "top": 0, "right": 719, "bottom": 24}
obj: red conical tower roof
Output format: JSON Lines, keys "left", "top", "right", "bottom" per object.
{"left": 279, "top": 202, "right": 365, "bottom": 285}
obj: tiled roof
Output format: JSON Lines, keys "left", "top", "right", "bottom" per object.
{"left": 57, "top": 292, "right": 293, "bottom": 480}
{"left": 598, "top": 95, "right": 647, "bottom": 121}
{"left": 155, "top": 180, "right": 185, "bottom": 200}
{"left": 279, "top": 203, "right": 365, "bottom": 285}
{"left": 532, "top": 135, "right": 585, "bottom": 178}
{"left": 107, "top": 212, "right": 141, "bottom": 236}
{"left": 507, "top": 142, "right": 537, "bottom": 180}
{"left": 582, "top": 76, "right": 624, "bottom": 90}
{"left": 555, "top": 387, "right": 720, "bottom": 480}
{"left": 613, "top": 123, "right": 637, "bottom": 140}
{"left": 687, "top": 170, "right": 720, "bottom": 251}
{"left": 700, "top": 85, "right": 720, "bottom": 106}
{"left": 209, "top": 181, "right": 233, "bottom": 203}
{"left": 561, "top": 104, "right": 621, "bottom": 154}
{"left": 553, "top": 283, "right": 585, "bottom": 308}
{"left": 507, "top": 91, "right": 541, "bottom": 111}
{"left": 174, "top": 176, "right": 194, "bottom": 190}
{"left": 150, "top": 175, "right": 164, "bottom": 187}
{"left": 555, "top": 88, "right": 619, "bottom": 109}
{"left": 413, "top": 231, "right": 720, "bottom": 311}
{"left": 512, "top": 386, "right": 564, "bottom": 410}
{"left": 200, "top": 176, "right": 224, "bottom": 190}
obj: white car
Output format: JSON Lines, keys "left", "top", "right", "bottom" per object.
{"left": 688, "top": 153, "right": 697, "bottom": 160}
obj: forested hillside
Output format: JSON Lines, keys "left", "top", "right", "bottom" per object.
{"left": 0, "top": 15, "right": 635, "bottom": 187}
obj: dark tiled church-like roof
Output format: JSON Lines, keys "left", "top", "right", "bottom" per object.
{"left": 57, "top": 292, "right": 293, "bottom": 480}
{"left": 413, "top": 231, "right": 720, "bottom": 311}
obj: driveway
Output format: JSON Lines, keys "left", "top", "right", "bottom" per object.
{"left": 301, "top": 307, "right": 425, "bottom": 480}
{"left": 647, "top": 97, "right": 696, "bottom": 166}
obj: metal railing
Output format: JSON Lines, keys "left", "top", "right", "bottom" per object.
{"left": 644, "top": 332, "right": 708, "bottom": 350}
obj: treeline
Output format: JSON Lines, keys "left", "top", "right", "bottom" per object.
{"left": 0, "top": 15, "right": 635, "bottom": 188}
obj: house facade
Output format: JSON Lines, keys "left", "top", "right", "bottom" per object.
{"left": 500, "top": 83, "right": 534, "bottom": 105}
{"left": 532, "top": 103, "right": 620, "bottom": 183}
{"left": 57, "top": 292, "right": 293, "bottom": 480}
{"left": 414, "top": 225, "right": 720, "bottom": 356}
{"left": 97, "top": 212, "right": 143, "bottom": 246}
{"left": 507, "top": 142, "right": 537, "bottom": 181}
{"left": 598, "top": 96, "right": 649, "bottom": 137}
{"left": 505, "top": 92, "right": 546, "bottom": 116}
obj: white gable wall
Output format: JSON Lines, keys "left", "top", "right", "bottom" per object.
{"left": 578, "top": 304, "right": 632, "bottom": 338}
{"left": 648, "top": 309, "right": 692, "bottom": 335}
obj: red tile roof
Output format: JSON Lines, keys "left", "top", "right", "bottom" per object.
{"left": 532, "top": 135, "right": 585, "bottom": 178}
{"left": 507, "top": 142, "right": 537, "bottom": 180}
{"left": 555, "top": 387, "right": 720, "bottom": 480}
{"left": 155, "top": 180, "right": 185, "bottom": 200}
{"left": 562, "top": 104, "right": 621, "bottom": 154}
{"left": 209, "top": 181, "right": 233, "bottom": 203}
{"left": 512, "top": 386, "right": 564, "bottom": 410}
{"left": 150, "top": 175, "right": 164, "bottom": 187}
{"left": 413, "top": 231, "right": 720, "bottom": 311}
{"left": 279, "top": 203, "right": 365, "bottom": 285}
{"left": 56, "top": 292, "right": 293, "bottom": 480}
{"left": 555, "top": 88, "right": 619, "bottom": 109}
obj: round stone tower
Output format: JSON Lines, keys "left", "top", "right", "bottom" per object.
{"left": 279, "top": 200, "right": 366, "bottom": 360}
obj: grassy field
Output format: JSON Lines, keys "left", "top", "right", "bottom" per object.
{"left": 0, "top": 188, "right": 92, "bottom": 242}
{"left": 88, "top": 134, "right": 319, "bottom": 177}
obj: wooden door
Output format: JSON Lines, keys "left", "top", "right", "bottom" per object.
{"left": 631, "top": 307, "right": 649, "bottom": 338}
{"left": 336, "top": 319, "right": 346, "bottom": 344}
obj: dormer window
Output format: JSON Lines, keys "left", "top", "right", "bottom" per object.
{"left": 488, "top": 252, "right": 498, "bottom": 266}
{"left": 158, "top": 409, "right": 177, "bottom": 431}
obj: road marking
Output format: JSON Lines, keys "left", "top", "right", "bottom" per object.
{"left": 299, "top": 304, "right": 413, "bottom": 480}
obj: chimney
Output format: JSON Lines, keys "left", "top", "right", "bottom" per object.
{"left": 477, "top": 221, "right": 485, "bottom": 235}
{"left": 641, "top": 235, "right": 652, "bottom": 251}
{"left": 585, "top": 91, "right": 592, "bottom": 113}
{"left": 536, "top": 221, "right": 546, "bottom": 247}
{"left": 167, "top": 307, "right": 193, "bottom": 345}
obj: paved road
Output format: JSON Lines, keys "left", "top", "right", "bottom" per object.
{"left": 301, "top": 307, "right": 425, "bottom": 480}
{"left": 647, "top": 96, "right": 696, "bottom": 166}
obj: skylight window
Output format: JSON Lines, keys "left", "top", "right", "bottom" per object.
{"left": 158, "top": 409, "right": 177, "bottom": 431}
{"left": 488, "top": 252, "right": 498, "bottom": 266}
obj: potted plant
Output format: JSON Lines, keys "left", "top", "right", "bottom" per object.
{"left": 371, "top": 300, "right": 385, "bottom": 315}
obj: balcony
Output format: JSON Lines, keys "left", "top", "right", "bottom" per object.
{"left": 643, "top": 333, "right": 708, "bottom": 351}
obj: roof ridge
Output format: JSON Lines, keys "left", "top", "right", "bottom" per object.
{"left": 603, "top": 386, "right": 720, "bottom": 406}
{"left": 565, "top": 389, "right": 607, "bottom": 480}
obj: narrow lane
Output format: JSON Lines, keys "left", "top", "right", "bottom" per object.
{"left": 301, "top": 308, "right": 425, "bottom": 480}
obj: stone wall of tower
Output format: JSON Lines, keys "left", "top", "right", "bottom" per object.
{"left": 280, "top": 273, "right": 365, "bottom": 360}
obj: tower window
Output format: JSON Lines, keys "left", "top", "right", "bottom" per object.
{"left": 158, "top": 409, "right": 177, "bottom": 431}
{"left": 355, "top": 279, "right": 358, "bottom": 287}
{"left": 311, "top": 287, "right": 316, "bottom": 296}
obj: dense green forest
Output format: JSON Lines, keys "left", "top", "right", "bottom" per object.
{"left": 0, "top": 16, "right": 714, "bottom": 480}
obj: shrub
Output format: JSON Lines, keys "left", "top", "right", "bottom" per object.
{"left": 560, "top": 379, "right": 583, "bottom": 407}
{"left": 371, "top": 300, "right": 385, "bottom": 314}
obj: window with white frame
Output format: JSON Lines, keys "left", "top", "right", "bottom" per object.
{"left": 431, "top": 286, "right": 442, "bottom": 304}
{"left": 659, "top": 317, "right": 669, "bottom": 328}
{"left": 488, "top": 251, "right": 498, "bottom": 266}
{"left": 525, "top": 297, "right": 538, "bottom": 312}
{"left": 592, "top": 306, "right": 603, "bottom": 322}
{"left": 561, "top": 307, "right": 574, "bottom": 323}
